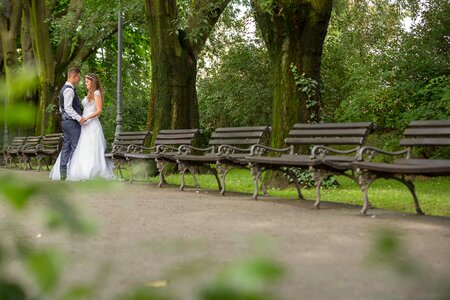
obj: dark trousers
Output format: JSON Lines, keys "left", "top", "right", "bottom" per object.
{"left": 60, "top": 120, "right": 81, "bottom": 176}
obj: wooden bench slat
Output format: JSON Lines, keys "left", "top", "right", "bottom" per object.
{"left": 293, "top": 122, "right": 373, "bottom": 129}
{"left": 158, "top": 129, "right": 198, "bottom": 134}
{"left": 114, "top": 140, "right": 146, "bottom": 146}
{"left": 155, "top": 139, "right": 196, "bottom": 145}
{"left": 156, "top": 133, "right": 198, "bottom": 139}
{"left": 400, "top": 138, "right": 450, "bottom": 146}
{"left": 210, "top": 138, "right": 261, "bottom": 145}
{"left": 408, "top": 120, "right": 450, "bottom": 127}
{"left": 115, "top": 135, "right": 148, "bottom": 141}
{"left": 214, "top": 126, "right": 269, "bottom": 133}
{"left": 116, "top": 131, "right": 148, "bottom": 136}
{"left": 211, "top": 132, "right": 265, "bottom": 138}
{"left": 288, "top": 128, "right": 370, "bottom": 137}
{"left": 404, "top": 128, "right": 450, "bottom": 136}
{"left": 286, "top": 137, "right": 364, "bottom": 145}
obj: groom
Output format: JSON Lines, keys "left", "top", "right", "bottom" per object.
{"left": 59, "top": 66, "right": 86, "bottom": 180}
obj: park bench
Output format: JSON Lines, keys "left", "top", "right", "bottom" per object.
{"left": 174, "top": 126, "right": 271, "bottom": 194}
{"left": 35, "top": 133, "right": 63, "bottom": 171}
{"left": 3, "top": 136, "right": 27, "bottom": 168}
{"left": 20, "top": 135, "right": 43, "bottom": 170}
{"left": 105, "top": 131, "right": 151, "bottom": 180}
{"left": 246, "top": 122, "right": 375, "bottom": 207}
{"left": 347, "top": 120, "right": 450, "bottom": 215}
{"left": 125, "top": 129, "right": 200, "bottom": 186}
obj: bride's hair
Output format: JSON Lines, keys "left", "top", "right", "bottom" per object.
{"left": 85, "top": 73, "right": 104, "bottom": 102}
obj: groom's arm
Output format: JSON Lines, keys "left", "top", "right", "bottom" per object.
{"left": 63, "top": 88, "right": 83, "bottom": 122}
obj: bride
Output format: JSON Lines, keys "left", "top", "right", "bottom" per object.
{"left": 50, "top": 73, "right": 114, "bottom": 181}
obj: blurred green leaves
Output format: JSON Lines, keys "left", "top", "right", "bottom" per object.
{"left": 200, "top": 258, "right": 284, "bottom": 300}
{"left": 0, "top": 173, "right": 97, "bottom": 299}
{"left": 0, "top": 174, "right": 95, "bottom": 235}
{"left": 0, "top": 174, "right": 38, "bottom": 209}
{"left": 0, "top": 66, "right": 38, "bottom": 127}
{"left": 366, "top": 228, "right": 417, "bottom": 276}
{"left": 25, "top": 250, "right": 62, "bottom": 293}
{"left": 0, "top": 280, "right": 26, "bottom": 300}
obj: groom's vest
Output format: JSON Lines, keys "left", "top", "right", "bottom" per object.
{"left": 59, "top": 84, "right": 82, "bottom": 121}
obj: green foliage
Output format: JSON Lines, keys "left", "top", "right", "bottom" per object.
{"left": 252, "top": 0, "right": 276, "bottom": 14}
{"left": 321, "top": 0, "right": 449, "bottom": 158}
{"left": 0, "top": 280, "right": 26, "bottom": 300}
{"left": 283, "top": 167, "right": 339, "bottom": 189}
{"left": 0, "top": 66, "right": 37, "bottom": 129}
{"left": 322, "top": 0, "right": 450, "bottom": 133}
{"left": 198, "top": 43, "right": 272, "bottom": 132}
{"left": 290, "top": 64, "right": 320, "bottom": 121}
{"left": 200, "top": 258, "right": 283, "bottom": 300}
{"left": 50, "top": 0, "right": 143, "bottom": 51}
{"left": 367, "top": 228, "right": 417, "bottom": 276}
{"left": 25, "top": 250, "right": 63, "bottom": 293}
{"left": 0, "top": 175, "right": 99, "bottom": 299}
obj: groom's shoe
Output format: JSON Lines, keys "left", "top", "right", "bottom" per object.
{"left": 60, "top": 169, "right": 67, "bottom": 181}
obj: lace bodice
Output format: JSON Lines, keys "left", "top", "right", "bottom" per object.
{"left": 82, "top": 90, "right": 100, "bottom": 117}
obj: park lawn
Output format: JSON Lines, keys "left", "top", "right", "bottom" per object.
{"left": 127, "top": 168, "right": 450, "bottom": 218}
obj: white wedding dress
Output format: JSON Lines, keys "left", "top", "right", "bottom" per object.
{"left": 50, "top": 91, "right": 114, "bottom": 181}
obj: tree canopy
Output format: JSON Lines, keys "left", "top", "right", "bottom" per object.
{"left": 0, "top": 0, "right": 448, "bottom": 150}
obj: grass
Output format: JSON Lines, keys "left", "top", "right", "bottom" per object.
{"left": 123, "top": 166, "right": 450, "bottom": 218}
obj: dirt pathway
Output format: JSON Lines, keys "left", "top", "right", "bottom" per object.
{"left": 1, "top": 168, "right": 449, "bottom": 299}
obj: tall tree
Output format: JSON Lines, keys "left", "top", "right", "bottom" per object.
{"left": 144, "top": 0, "right": 231, "bottom": 134}
{"left": 252, "top": 0, "right": 333, "bottom": 149}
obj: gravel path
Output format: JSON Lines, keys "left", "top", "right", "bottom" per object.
{"left": 1, "top": 168, "right": 449, "bottom": 299}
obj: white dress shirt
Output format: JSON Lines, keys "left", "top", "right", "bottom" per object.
{"left": 61, "top": 81, "right": 82, "bottom": 122}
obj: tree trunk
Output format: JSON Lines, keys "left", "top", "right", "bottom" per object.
{"left": 21, "top": 12, "right": 38, "bottom": 134}
{"left": 27, "top": 0, "right": 56, "bottom": 135}
{"left": 0, "top": 39, "right": 3, "bottom": 78}
{"left": 0, "top": 0, "right": 23, "bottom": 137}
{"left": 144, "top": 0, "right": 230, "bottom": 136}
{"left": 145, "top": 0, "right": 199, "bottom": 133}
{"left": 252, "top": 0, "right": 333, "bottom": 149}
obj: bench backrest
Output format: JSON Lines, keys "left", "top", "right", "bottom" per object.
{"left": 154, "top": 129, "right": 199, "bottom": 147}
{"left": 24, "top": 136, "right": 42, "bottom": 146}
{"left": 112, "top": 131, "right": 151, "bottom": 149}
{"left": 400, "top": 120, "right": 450, "bottom": 147}
{"left": 285, "top": 122, "right": 375, "bottom": 147}
{"left": 8, "top": 136, "right": 27, "bottom": 147}
{"left": 209, "top": 126, "right": 271, "bottom": 150}
{"left": 41, "top": 133, "right": 63, "bottom": 150}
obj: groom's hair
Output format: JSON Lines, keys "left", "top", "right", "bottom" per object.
{"left": 67, "top": 66, "right": 81, "bottom": 78}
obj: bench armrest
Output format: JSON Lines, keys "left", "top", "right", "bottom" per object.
{"left": 249, "top": 144, "right": 294, "bottom": 156}
{"left": 310, "top": 145, "right": 360, "bottom": 159}
{"left": 218, "top": 145, "right": 251, "bottom": 156}
{"left": 356, "top": 146, "right": 408, "bottom": 161}
{"left": 177, "top": 145, "right": 214, "bottom": 155}
{"left": 127, "top": 144, "right": 155, "bottom": 153}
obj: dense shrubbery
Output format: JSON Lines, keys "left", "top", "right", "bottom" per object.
{"left": 321, "top": 0, "right": 449, "bottom": 152}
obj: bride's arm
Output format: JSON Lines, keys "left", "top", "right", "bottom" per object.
{"left": 85, "top": 91, "right": 103, "bottom": 120}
